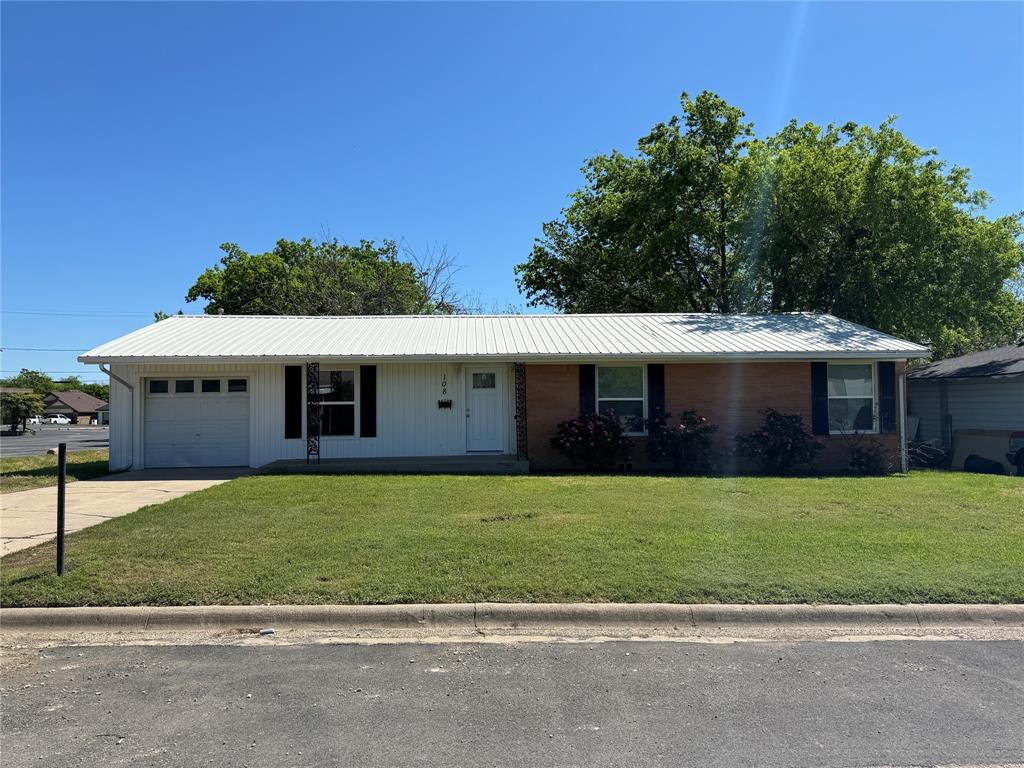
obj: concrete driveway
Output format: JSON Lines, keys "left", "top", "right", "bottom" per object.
{"left": 0, "top": 468, "right": 249, "bottom": 556}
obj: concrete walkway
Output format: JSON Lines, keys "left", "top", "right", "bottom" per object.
{"left": 0, "top": 468, "right": 248, "bottom": 556}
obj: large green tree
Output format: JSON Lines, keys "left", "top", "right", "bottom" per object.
{"left": 0, "top": 369, "right": 108, "bottom": 402}
{"left": 185, "top": 238, "right": 461, "bottom": 316}
{"left": 516, "top": 92, "right": 1024, "bottom": 358}
{"left": 1, "top": 391, "right": 44, "bottom": 433}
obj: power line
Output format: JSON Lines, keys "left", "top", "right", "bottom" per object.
{"left": 1, "top": 369, "right": 104, "bottom": 373}
{"left": 1, "top": 309, "right": 153, "bottom": 317}
{"left": 0, "top": 347, "right": 89, "bottom": 352}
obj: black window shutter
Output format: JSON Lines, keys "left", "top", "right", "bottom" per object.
{"left": 647, "top": 364, "right": 665, "bottom": 419}
{"left": 878, "top": 361, "right": 897, "bottom": 433}
{"left": 360, "top": 365, "right": 377, "bottom": 437}
{"left": 579, "top": 364, "right": 596, "bottom": 416}
{"left": 284, "top": 365, "right": 302, "bottom": 439}
{"left": 810, "top": 362, "right": 829, "bottom": 436}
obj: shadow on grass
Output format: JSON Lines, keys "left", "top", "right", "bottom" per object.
{"left": 1, "top": 460, "right": 109, "bottom": 482}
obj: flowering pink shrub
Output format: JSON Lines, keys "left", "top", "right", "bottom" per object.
{"left": 551, "top": 412, "right": 633, "bottom": 470}
{"left": 647, "top": 410, "right": 718, "bottom": 474}
{"left": 735, "top": 408, "right": 823, "bottom": 474}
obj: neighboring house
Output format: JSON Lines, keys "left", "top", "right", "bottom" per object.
{"left": 78, "top": 313, "right": 926, "bottom": 473}
{"left": 95, "top": 402, "right": 110, "bottom": 426}
{"left": 42, "top": 389, "right": 108, "bottom": 425}
{"left": 0, "top": 387, "right": 33, "bottom": 395}
{"left": 907, "top": 341, "right": 1024, "bottom": 473}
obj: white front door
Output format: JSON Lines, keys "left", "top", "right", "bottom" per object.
{"left": 465, "top": 368, "right": 505, "bottom": 452}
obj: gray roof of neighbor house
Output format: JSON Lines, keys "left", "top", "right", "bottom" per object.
{"left": 78, "top": 313, "right": 928, "bottom": 364}
{"left": 907, "top": 342, "right": 1024, "bottom": 380}
{"left": 43, "top": 390, "right": 108, "bottom": 413}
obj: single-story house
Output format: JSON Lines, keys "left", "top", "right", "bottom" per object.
{"left": 41, "top": 390, "right": 108, "bottom": 425}
{"left": 907, "top": 341, "right": 1024, "bottom": 473}
{"left": 78, "top": 313, "right": 927, "bottom": 473}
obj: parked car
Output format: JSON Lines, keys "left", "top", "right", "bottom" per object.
{"left": 46, "top": 414, "right": 72, "bottom": 424}
{"left": 26, "top": 416, "right": 42, "bottom": 425}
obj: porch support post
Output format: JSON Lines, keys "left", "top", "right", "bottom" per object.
{"left": 898, "top": 367, "right": 908, "bottom": 474}
{"left": 514, "top": 362, "right": 528, "bottom": 459}
{"left": 306, "top": 362, "right": 320, "bottom": 464}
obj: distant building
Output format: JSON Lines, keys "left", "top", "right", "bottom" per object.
{"left": 42, "top": 390, "right": 108, "bottom": 425}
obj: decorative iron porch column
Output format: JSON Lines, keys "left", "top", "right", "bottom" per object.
{"left": 306, "top": 362, "right": 320, "bottom": 464}
{"left": 514, "top": 362, "right": 528, "bottom": 459}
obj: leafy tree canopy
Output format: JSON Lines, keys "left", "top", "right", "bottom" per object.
{"left": 516, "top": 91, "right": 1024, "bottom": 359}
{"left": 0, "top": 370, "right": 109, "bottom": 402}
{"left": 185, "top": 238, "right": 461, "bottom": 316}
{"left": 1, "top": 391, "right": 44, "bottom": 433}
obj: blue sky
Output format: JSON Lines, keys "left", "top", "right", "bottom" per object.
{"left": 2, "top": 1, "right": 1022, "bottom": 383}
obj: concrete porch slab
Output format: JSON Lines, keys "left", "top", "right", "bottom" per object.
{"left": 261, "top": 454, "right": 530, "bottom": 475}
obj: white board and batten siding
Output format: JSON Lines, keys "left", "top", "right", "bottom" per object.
{"left": 108, "top": 362, "right": 516, "bottom": 470}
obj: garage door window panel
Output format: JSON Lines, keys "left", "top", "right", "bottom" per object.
{"left": 149, "top": 380, "right": 169, "bottom": 394}
{"left": 202, "top": 379, "right": 221, "bottom": 393}
{"left": 314, "top": 369, "right": 357, "bottom": 437}
{"left": 175, "top": 379, "right": 195, "bottom": 393}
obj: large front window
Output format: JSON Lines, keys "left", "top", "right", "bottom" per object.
{"left": 827, "top": 363, "right": 876, "bottom": 433}
{"left": 597, "top": 365, "right": 646, "bottom": 434}
{"left": 315, "top": 369, "right": 356, "bottom": 436}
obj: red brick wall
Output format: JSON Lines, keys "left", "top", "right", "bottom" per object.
{"left": 526, "top": 361, "right": 904, "bottom": 474}
{"left": 525, "top": 364, "right": 579, "bottom": 470}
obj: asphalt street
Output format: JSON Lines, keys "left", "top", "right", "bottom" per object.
{"left": 0, "top": 425, "right": 108, "bottom": 457}
{"left": 2, "top": 638, "right": 1021, "bottom": 768}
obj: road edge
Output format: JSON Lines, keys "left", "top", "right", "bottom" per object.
{"left": 2, "top": 603, "right": 1022, "bottom": 632}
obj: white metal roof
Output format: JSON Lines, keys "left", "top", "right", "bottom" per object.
{"left": 78, "top": 313, "right": 928, "bottom": 364}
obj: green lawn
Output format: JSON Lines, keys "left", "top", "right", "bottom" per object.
{"left": 1, "top": 472, "right": 1021, "bottom": 607}
{"left": 0, "top": 450, "right": 110, "bottom": 494}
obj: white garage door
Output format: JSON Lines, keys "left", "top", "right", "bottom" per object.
{"left": 144, "top": 376, "right": 249, "bottom": 468}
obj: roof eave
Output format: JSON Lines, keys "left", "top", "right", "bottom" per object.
{"left": 79, "top": 349, "right": 928, "bottom": 365}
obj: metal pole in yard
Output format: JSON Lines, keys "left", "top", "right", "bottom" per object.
{"left": 56, "top": 442, "right": 66, "bottom": 576}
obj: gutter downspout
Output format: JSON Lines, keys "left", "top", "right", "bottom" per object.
{"left": 898, "top": 369, "right": 908, "bottom": 473}
{"left": 98, "top": 363, "right": 133, "bottom": 472}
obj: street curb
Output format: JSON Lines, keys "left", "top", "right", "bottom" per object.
{"left": 2, "top": 603, "right": 1022, "bottom": 632}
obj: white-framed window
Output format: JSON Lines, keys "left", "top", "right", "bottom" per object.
{"left": 596, "top": 365, "right": 646, "bottom": 434}
{"left": 314, "top": 368, "right": 357, "bottom": 437}
{"left": 827, "top": 362, "right": 877, "bottom": 434}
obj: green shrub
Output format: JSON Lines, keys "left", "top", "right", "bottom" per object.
{"left": 846, "top": 438, "right": 891, "bottom": 476}
{"left": 647, "top": 410, "right": 718, "bottom": 473}
{"left": 551, "top": 412, "right": 633, "bottom": 470}
{"left": 736, "top": 408, "right": 823, "bottom": 474}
